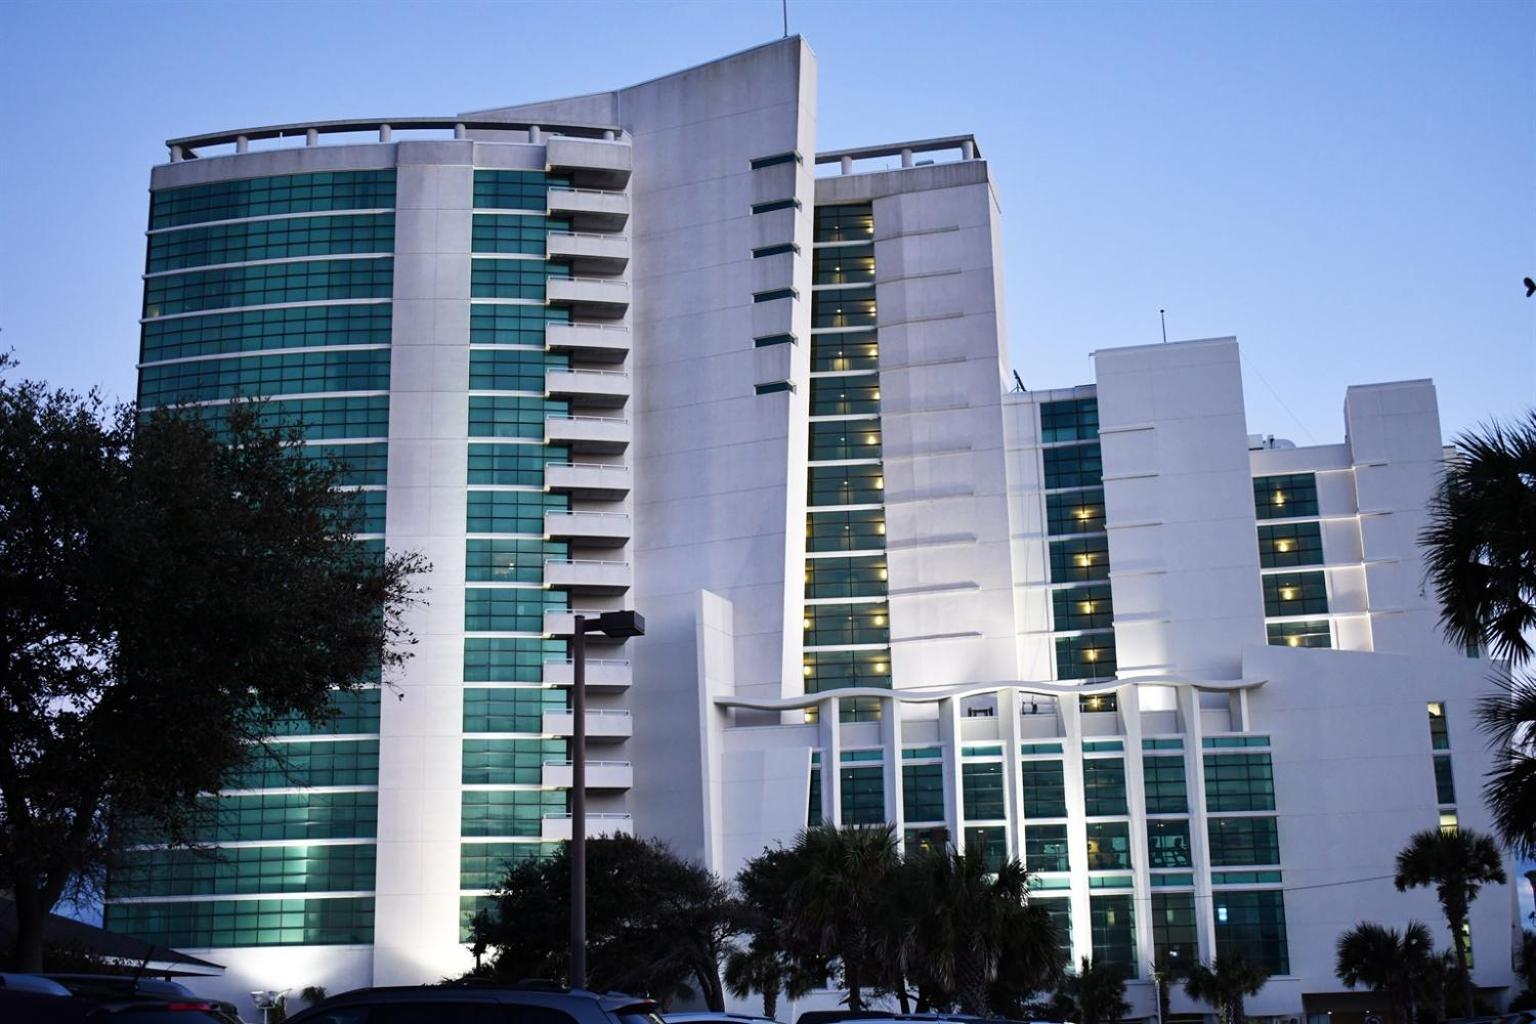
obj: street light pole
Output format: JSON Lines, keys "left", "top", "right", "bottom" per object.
{"left": 570, "top": 613, "right": 588, "bottom": 990}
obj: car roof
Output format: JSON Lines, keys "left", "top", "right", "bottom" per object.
{"left": 0, "top": 973, "right": 75, "bottom": 996}
{"left": 299, "top": 985, "right": 656, "bottom": 1013}
{"left": 664, "top": 1015, "right": 778, "bottom": 1023}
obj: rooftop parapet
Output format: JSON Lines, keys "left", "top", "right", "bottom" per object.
{"left": 816, "top": 133, "right": 981, "bottom": 176}
{"left": 166, "top": 116, "right": 627, "bottom": 161}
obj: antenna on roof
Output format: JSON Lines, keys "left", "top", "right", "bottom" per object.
{"left": 1011, "top": 370, "right": 1026, "bottom": 393}
{"left": 782, "top": 0, "right": 788, "bottom": 37}
{"left": 1160, "top": 308, "right": 1168, "bottom": 344}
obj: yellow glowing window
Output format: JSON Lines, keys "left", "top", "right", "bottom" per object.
{"left": 1280, "top": 587, "right": 1297, "bottom": 601}
{"left": 1080, "top": 601, "right": 1095, "bottom": 614}
{"left": 1275, "top": 540, "right": 1292, "bottom": 553}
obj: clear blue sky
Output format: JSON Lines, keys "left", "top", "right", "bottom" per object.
{"left": 1, "top": 0, "right": 1531, "bottom": 443}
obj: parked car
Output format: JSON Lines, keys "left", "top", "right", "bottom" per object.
{"left": 43, "top": 974, "right": 241, "bottom": 1022}
{"left": 666, "top": 1014, "right": 779, "bottom": 1024}
{"left": 0, "top": 973, "right": 236, "bottom": 1023}
{"left": 287, "top": 984, "right": 663, "bottom": 1024}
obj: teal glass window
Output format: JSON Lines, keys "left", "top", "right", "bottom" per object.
{"left": 1053, "top": 585, "right": 1113, "bottom": 631}
{"left": 751, "top": 198, "right": 800, "bottom": 215}
{"left": 138, "top": 348, "right": 390, "bottom": 408}
{"left": 147, "top": 213, "right": 395, "bottom": 272}
{"left": 471, "top": 214, "right": 571, "bottom": 254}
{"left": 1026, "top": 824, "right": 1070, "bottom": 873}
{"left": 814, "top": 204, "right": 874, "bottom": 242}
{"left": 301, "top": 443, "right": 388, "bottom": 487}
{"left": 1213, "top": 890, "right": 1289, "bottom": 974}
{"left": 1040, "top": 398, "right": 1100, "bottom": 443}
{"left": 803, "top": 649, "right": 891, "bottom": 691}
{"left": 904, "top": 826, "right": 948, "bottom": 856}
{"left": 1203, "top": 735, "right": 1272, "bottom": 749}
{"left": 1263, "top": 571, "right": 1329, "bottom": 616}
{"left": 154, "top": 394, "right": 389, "bottom": 443}
{"left": 470, "top": 258, "right": 569, "bottom": 300}
{"left": 461, "top": 789, "right": 567, "bottom": 838}
{"left": 1151, "top": 873, "right": 1195, "bottom": 887}
{"left": 1204, "top": 753, "right": 1276, "bottom": 812}
{"left": 460, "top": 842, "right": 557, "bottom": 890}
{"left": 165, "top": 792, "right": 377, "bottom": 844}
{"left": 806, "top": 509, "right": 886, "bottom": 552}
{"left": 754, "top": 288, "right": 798, "bottom": 303}
{"left": 804, "top": 555, "right": 887, "bottom": 598}
{"left": 1144, "top": 738, "right": 1184, "bottom": 750}
{"left": 840, "top": 766, "right": 885, "bottom": 825}
{"left": 1209, "top": 817, "right": 1281, "bottom": 866}
{"left": 1056, "top": 633, "right": 1117, "bottom": 680}
{"left": 962, "top": 762, "right": 1006, "bottom": 820}
{"left": 465, "top": 490, "right": 569, "bottom": 534}
{"left": 810, "top": 374, "right": 880, "bottom": 415}
{"left": 469, "top": 396, "right": 569, "bottom": 439}
{"left": 464, "top": 588, "right": 567, "bottom": 632}
{"left": 462, "top": 687, "right": 567, "bottom": 733}
{"left": 808, "top": 464, "right": 884, "bottom": 506}
{"left": 804, "top": 603, "right": 889, "bottom": 646}
{"left": 461, "top": 738, "right": 567, "bottom": 785}
{"left": 810, "top": 420, "right": 882, "bottom": 461}
{"left": 1086, "top": 821, "right": 1132, "bottom": 871}
{"left": 964, "top": 826, "right": 1007, "bottom": 871}
{"left": 808, "top": 766, "right": 823, "bottom": 826}
{"left": 109, "top": 843, "right": 374, "bottom": 898}
{"left": 1020, "top": 759, "right": 1067, "bottom": 817}
{"left": 1151, "top": 891, "right": 1199, "bottom": 964}
{"left": 470, "top": 302, "right": 569, "bottom": 344}
{"left": 1083, "top": 759, "right": 1128, "bottom": 816}
{"left": 810, "top": 330, "right": 878, "bottom": 371}
{"left": 1143, "top": 755, "right": 1188, "bottom": 813}
{"left": 473, "top": 170, "right": 570, "bottom": 211}
{"left": 463, "top": 639, "right": 567, "bottom": 684}
{"left": 140, "top": 303, "right": 392, "bottom": 363}
{"left": 465, "top": 539, "right": 569, "bottom": 583}
{"left": 1267, "top": 620, "right": 1332, "bottom": 648}
{"left": 269, "top": 688, "right": 381, "bottom": 736}
{"left": 1090, "top": 894, "right": 1138, "bottom": 978}
{"left": 1257, "top": 522, "right": 1324, "bottom": 568}
{"left": 150, "top": 171, "right": 396, "bottom": 229}
{"left": 1080, "top": 692, "right": 1118, "bottom": 714}
{"left": 811, "top": 286, "right": 877, "bottom": 329}
{"left": 225, "top": 740, "right": 379, "bottom": 790}
{"left": 1042, "top": 443, "right": 1103, "bottom": 489}
{"left": 105, "top": 896, "right": 373, "bottom": 948}
{"left": 1254, "top": 473, "right": 1319, "bottom": 519}
{"left": 1434, "top": 754, "right": 1457, "bottom": 804}
{"left": 1036, "top": 898, "right": 1073, "bottom": 964}
{"left": 812, "top": 243, "right": 875, "bottom": 285}
{"left": 1046, "top": 488, "right": 1106, "bottom": 536}
{"left": 469, "top": 349, "right": 567, "bottom": 392}
{"left": 1147, "top": 820, "right": 1193, "bottom": 868}
{"left": 466, "top": 443, "right": 569, "bottom": 486}
{"left": 1049, "top": 536, "right": 1110, "bottom": 583}
{"left": 902, "top": 762, "right": 945, "bottom": 823}
{"left": 1428, "top": 702, "right": 1450, "bottom": 750}
{"left": 144, "top": 258, "right": 393, "bottom": 318}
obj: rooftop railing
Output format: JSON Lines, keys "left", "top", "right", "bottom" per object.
{"left": 167, "top": 117, "right": 627, "bottom": 161}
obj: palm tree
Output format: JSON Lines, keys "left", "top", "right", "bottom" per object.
{"left": 734, "top": 846, "right": 827, "bottom": 1015}
{"left": 785, "top": 824, "right": 899, "bottom": 1011}
{"left": 725, "top": 941, "right": 786, "bottom": 1020}
{"left": 1335, "top": 921, "right": 1436, "bottom": 1024}
{"left": 1476, "top": 676, "right": 1536, "bottom": 859}
{"left": 1393, "top": 827, "right": 1507, "bottom": 1015}
{"left": 1055, "top": 957, "right": 1129, "bottom": 1024}
{"left": 1182, "top": 955, "right": 1270, "bottom": 1024}
{"left": 903, "top": 845, "right": 1059, "bottom": 1017}
{"left": 1420, "top": 411, "right": 1536, "bottom": 666}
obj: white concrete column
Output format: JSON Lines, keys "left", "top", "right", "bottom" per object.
{"left": 1180, "top": 684, "right": 1218, "bottom": 962}
{"left": 169, "top": 145, "right": 183, "bottom": 162}
{"left": 305, "top": 129, "right": 319, "bottom": 146}
{"left": 453, "top": 123, "right": 466, "bottom": 140}
{"left": 840, "top": 155, "right": 853, "bottom": 175}
{"left": 900, "top": 148, "right": 914, "bottom": 168}
{"left": 529, "top": 125, "right": 542, "bottom": 143}
{"left": 962, "top": 139, "right": 976, "bottom": 160}
{"left": 881, "top": 694, "right": 902, "bottom": 836}
{"left": 939, "top": 697, "right": 963, "bottom": 847}
{"left": 235, "top": 135, "right": 249, "bottom": 154}
{"left": 1061, "top": 699, "right": 1093, "bottom": 968}
{"left": 378, "top": 124, "right": 392, "bottom": 143}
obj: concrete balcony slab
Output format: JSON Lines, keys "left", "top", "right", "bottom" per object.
{"left": 546, "top": 136, "right": 632, "bottom": 189}
{"left": 547, "top": 277, "right": 630, "bottom": 316}
{"left": 547, "top": 188, "right": 630, "bottom": 230}
{"left": 540, "top": 812, "right": 634, "bottom": 841}
{"left": 545, "top": 367, "right": 630, "bottom": 408}
{"left": 544, "top": 415, "right": 630, "bottom": 453}
{"left": 541, "top": 759, "right": 633, "bottom": 790}
{"left": 540, "top": 652, "right": 632, "bottom": 687}
{"left": 543, "top": 558, "right": 631, "bottom": 594}
{"left": 544, "top": 462, "right": 630, "bottom": 499}
{"left": 543, "top": 510, "right": 631, "bottom": 547}
{"left": 546, "top": 232, "right": 629, "bottom": 273}
{"left": 546, "top": 322, "right": 630, "bottom": 364}
{"left": 542, "top": 709, "right": 632, "bottom": 741}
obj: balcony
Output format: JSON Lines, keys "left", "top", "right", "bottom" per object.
{"left": 541, "top": 759, "right": 633, "bottom": 790}
{"left": 543, "top": 558, "right": 631, "bottom": 594}
{"left": 545, "top": 368, "right": 630, "bottom": 408}
{"left": 547, "top": 187, "right": 630, "bottom": 230}
{"left": 544, "top": 510, "right": 631, "bottom": 547}
{"left": 546, "top": 232, "right": 630, "bottom": 274}
{"left": 546, "top": 322, "right": 630, "bottom": 365}
{"left": 547, "top": 277, "right": 630, "bottom": 317}
{"left": 541, "top": 812, "right": 634, "bottom": 841}
{"left": 541, "top": 655, "right": 633, "bottom": 688}
{"left": 545, "top": 462, "right": 631, "bottom": 499}
{"left": 546, "top": 136, "right": 632, "bottom": 189}
{"left": 545, "top": 415, "right": 630, "bottom": 453}
{"left": 542, "top": 708, "right": 632, "bottom": 741}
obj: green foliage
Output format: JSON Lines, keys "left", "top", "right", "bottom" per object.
{"left": 1183, "top": 955, "right": 1270, "bottom": 1024}
{"left": 1335, "top": 920, "right": 1437, "bottom": 1024}
{"left": 1055, "top": 956, "right": 1130, "bottom": 1024}
{"left": 1476, "top": 675, "right": 1536, "bottom": 859}
{"left": 465, "top": 834, "right": 741, "bottom": 1010}
{"left": 1393, "top": 828, "right": 1507, "bottom": 1016}
{"left": 0, "top": 358, "right": 425, "bottom": 969}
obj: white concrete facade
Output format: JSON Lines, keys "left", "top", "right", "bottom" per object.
{"left": 126, "top": 37, "right": 1517, "bottom": 1021}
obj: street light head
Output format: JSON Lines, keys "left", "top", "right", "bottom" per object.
{"left": 590, "top": 609, "right": 645, "bottom": 638}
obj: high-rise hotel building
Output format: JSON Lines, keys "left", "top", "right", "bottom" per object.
{"left": 117, "top": 37, "right": 1519, "bottom": 1019}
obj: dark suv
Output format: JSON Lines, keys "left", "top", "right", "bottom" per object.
{"left": 287, "top": 985, "right": 663, "bottom": 1024}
